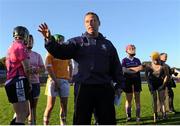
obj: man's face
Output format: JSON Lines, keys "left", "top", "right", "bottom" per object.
{"left": 84, "top": 14, "right": 100, "bottom": 36}
{"left": 160, "top": 54, "right": 167, "bottom": 62}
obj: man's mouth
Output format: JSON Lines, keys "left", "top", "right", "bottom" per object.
{"left": 89, "top": 27, "right": 94, "bottom": 30}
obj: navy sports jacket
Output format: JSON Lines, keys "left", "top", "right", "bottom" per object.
{"left": 45, "top": 32, "right": 124, "bottom": 88}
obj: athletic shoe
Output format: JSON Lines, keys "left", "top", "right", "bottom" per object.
{"left": 153, "top": 113, "right": 159, "bottom": 123}
{"left": 136, "top": 117, "right": 141, "bottom": 122}
{"left": 169, "top": 110, "right": 177, "bottom": 114}
{"left": 162, "top": 113, "right": 168, "bottom": 120}
{"left": 126, "top": 117, "right": 131, "bottom": 122}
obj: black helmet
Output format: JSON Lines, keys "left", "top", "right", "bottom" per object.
{"left": 13, "top": 26, "right": 29, "bottom": 44}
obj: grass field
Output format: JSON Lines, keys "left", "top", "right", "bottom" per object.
{"left": 0, "top": 83, "right": 180, "bottom": 125}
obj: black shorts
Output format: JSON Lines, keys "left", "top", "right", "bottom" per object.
{"left": 31, "top": 83, "right": 40, "bottom": 99}
{"left": 5, "top": 77, "right": 30, "bottom": 103}
{"left": 123, "top": 78, "right": 142, "bottom": 93}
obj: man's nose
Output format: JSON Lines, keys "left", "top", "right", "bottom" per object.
{"left": 89, "top": 21, "right": 94, "bottom": 26}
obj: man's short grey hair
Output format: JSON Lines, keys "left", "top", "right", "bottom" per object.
{"left": 85, "top": 12, "right": 101, "bottom": 25}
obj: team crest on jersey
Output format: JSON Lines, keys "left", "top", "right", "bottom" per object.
{"left": 101, "top": 44, "right": 107, "bottom": 51}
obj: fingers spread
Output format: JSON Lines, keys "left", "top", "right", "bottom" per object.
{"left": 37, "top": 29, "right": 42, "bottom": 33}
{"left": 39, "top": 24, "right": 44, "bottom": 30}
{"left": 44, "top": 23, "right": 48, "bottom": 29}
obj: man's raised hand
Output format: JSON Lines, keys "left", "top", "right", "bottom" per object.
{"left": 38, "top": 23, "right": 51, "bottom": 39}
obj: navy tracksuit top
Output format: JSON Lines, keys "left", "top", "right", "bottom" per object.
{"left": 45, "top": 32, "right": 125, "bottom": 88}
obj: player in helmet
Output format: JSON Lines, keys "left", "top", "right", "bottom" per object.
{"left": 43, "top": 34, "right": 73, "bottom": 125}
{"left": 13, "top": 26, "right": 29, "bottom": 45}
{"left": 5, "top": 26, "right": 31, "bottom": 125}
{"left": 160, "top": 53, "right": 177, "bottom": 113}
{"left": 122, "top": 44, "right": 142, "bottom": 122}
{"left": 27, "top": 34, "right": 45, "bottom": 125}
{"left": 143, "top": 52, "right": 170, "bottom": 123}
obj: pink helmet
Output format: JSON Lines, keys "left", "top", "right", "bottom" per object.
{"left": 126, "top": 44, "right": 135, "bottom": 52}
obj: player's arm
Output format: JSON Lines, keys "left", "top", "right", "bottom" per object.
{"left": 128, "top": 59, "right": 143, "bottom": 72}
{"left": 46, "top": 65, "right": 57, "bottom": 83}
{"left": 68, "top": 60, "right": 73, "bottom": 81}
{"left": 22, "top": 58, "right": 30, "bottom": 78}
{"left": 22, "top": 58, "right": 32, "bottom": 90}
{"left": 36, "top": 55, "right": 45, "bottom": 74}
{"left": 163, "top": 66, "right": 170, "bottom": 85}
{"left": 128, "top": 65, "right": 143, "bottom": 72}
{"left": 45, "top": 55, "right": 59, "bottom": 88}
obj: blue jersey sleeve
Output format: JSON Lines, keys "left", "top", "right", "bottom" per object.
{"left": 121, "top": 58, "right": 127, "bottom": 67}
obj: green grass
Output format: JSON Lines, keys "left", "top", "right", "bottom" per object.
{"left": 0, "top": 84, "right": 180, "bottom": 125}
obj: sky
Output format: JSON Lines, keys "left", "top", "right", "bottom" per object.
{"left": 0, "top": 0, "right": 180, "bottom": 68}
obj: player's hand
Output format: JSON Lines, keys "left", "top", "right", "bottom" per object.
{"left": 38, "top": 23, "right": 51, "bottom": 39}
{"left": 30, "top": 66, "right": 37, "bottom": 74}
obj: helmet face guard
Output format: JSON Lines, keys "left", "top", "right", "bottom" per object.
{"left": 13, "top": 26, "right": 29, "bottom": 45}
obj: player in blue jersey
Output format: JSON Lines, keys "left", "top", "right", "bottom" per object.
{"left": 122, "top": 44, "right": 142, "bottom": 122}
